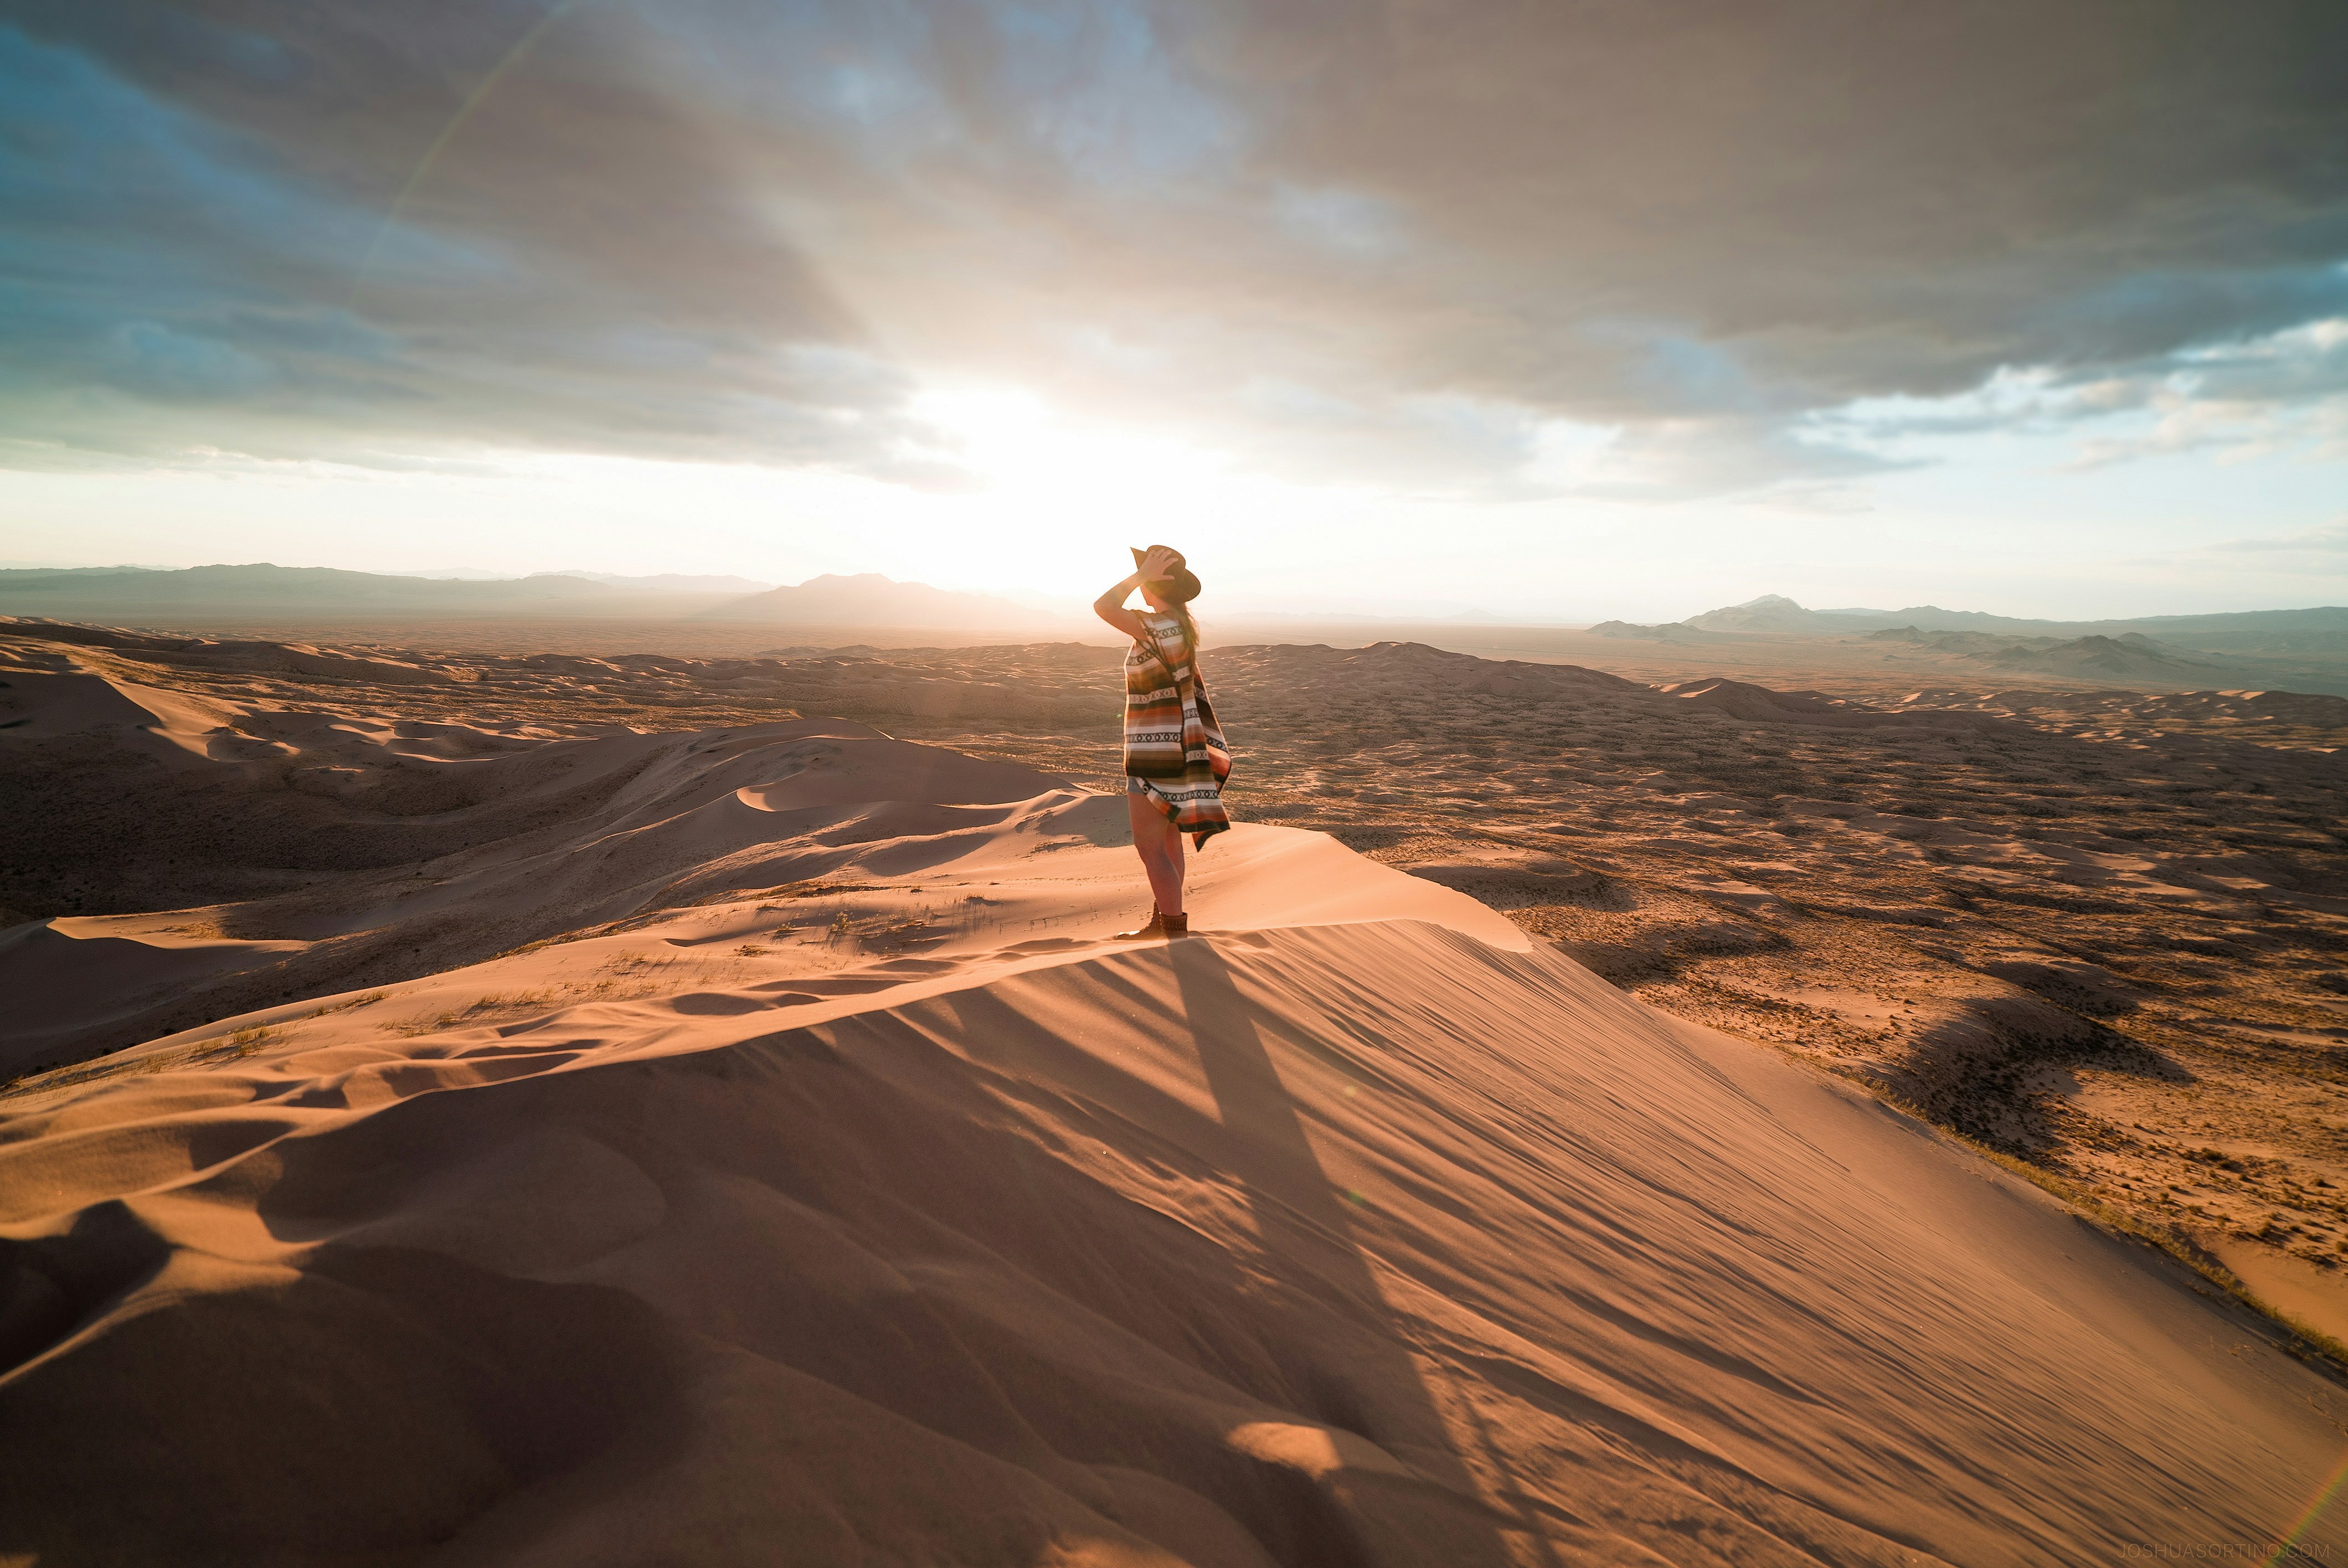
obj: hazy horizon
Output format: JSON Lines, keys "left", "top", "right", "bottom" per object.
{"left": 9, "top": 555, "right": 2348, "bottom": 632}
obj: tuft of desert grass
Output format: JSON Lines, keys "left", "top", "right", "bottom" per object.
{"left": 380, "top": 989, "right": 555, "bottom": 1038}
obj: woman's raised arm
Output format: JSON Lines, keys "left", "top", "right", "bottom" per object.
{"left": 1093, "top": 570, "right": 1147, "bottom": 640}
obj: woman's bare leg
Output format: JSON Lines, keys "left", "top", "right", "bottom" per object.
{"left": 1128, "top": 792, "right": 1186, "bottom": 916}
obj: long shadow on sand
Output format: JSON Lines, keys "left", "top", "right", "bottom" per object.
{"left": 1165, "top": 938, "right": 1537, "bottom": 1566}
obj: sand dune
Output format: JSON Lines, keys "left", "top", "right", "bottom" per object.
{"left": 4, "top": 643, "right": 2344, "bottom": 1562}
{"left": 7, "top": 617, "right": 2347, "bottom": 1348}
{"left": 0, "top": 694, "right": 1090, "bottom": 1070}
{"left": 1653, "top": 676, "right": 1993, "bottom": 728}
{"left": 5, "top": 813, "right": 2341, "bottom": 1564}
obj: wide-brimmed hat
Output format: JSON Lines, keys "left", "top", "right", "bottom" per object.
{"left": 1137, "top": 543, "right": 1202, "bottom": 604}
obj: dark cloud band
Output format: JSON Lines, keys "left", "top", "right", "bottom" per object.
{"left": 5, "top": 0, "right": 2345, "bottom": 493}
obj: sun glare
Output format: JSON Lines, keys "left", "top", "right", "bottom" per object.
{"left": 917, "top": 385, "right": 1228, "bottom": 508}
{"left": 907, "top": 384, "right": 1264, "bottom": 580}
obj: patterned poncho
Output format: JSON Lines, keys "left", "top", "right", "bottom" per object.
{"left": 1122, "top": 611, "right": 1232, "bottom": 845}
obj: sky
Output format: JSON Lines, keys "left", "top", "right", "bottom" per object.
{"left": 3, "top": 0, "right": 2346, "bottom": 622}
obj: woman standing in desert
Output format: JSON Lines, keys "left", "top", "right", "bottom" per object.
{"left": 1094, "top": 544, "right": 1232, "bottom": 939}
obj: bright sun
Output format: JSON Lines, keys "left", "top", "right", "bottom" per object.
{"left": 912, "top": 385, "right": 1233, "bottom": 528}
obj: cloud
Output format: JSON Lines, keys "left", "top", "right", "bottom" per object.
{"left": 1791, "top": 307, "right": 2348, "bottom": 474}
{"left": 2055, "top": 313, "right": 2348, "bottom": 467}
{"left": 4, "top": 0, "right": 2347, "bottom": 496}
{"left": 2209, "top": 519, "right": 2348, "bottom": 555}
{"left": 0, "top": 4, "right": 964, "bottom": 481}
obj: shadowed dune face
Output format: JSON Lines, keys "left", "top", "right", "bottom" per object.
{"left": 5, "top": 616, "right": 2347, "bottom": 1359}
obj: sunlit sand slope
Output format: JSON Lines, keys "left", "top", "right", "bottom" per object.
{"left": 0, "top": 676, "right": 1097, "bottom": 1069}
{"left": 0, "top": 807, "right": 2338, "bottom": 1564}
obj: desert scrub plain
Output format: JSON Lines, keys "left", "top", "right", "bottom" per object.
{"left": 4, "top": 616, "right": 2344, "bottom": 1349}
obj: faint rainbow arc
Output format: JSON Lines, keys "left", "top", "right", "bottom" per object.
{"left": 345, "top": 0, "right": 588, "bottom": 308}
{"left": 2265, "top": 1442, "right": 2348, "bottom": 1566}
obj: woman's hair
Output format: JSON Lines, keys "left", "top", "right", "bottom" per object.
{"left": 1168, "top": 600, "right": 1200, "bottom": 663}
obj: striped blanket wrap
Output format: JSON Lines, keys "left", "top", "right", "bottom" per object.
{"left": 1122, "top": 612, "right": 1232, "bottom": 845}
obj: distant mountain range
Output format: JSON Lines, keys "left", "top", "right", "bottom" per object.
{"left": 1866, "top": 626, "right": 2226, "bottom": 682}
{"left": 0, "top": 564, "right": 655, "bottom": 615}
{"left": 692, "top": 573, "right": 1057, "bottom": 627}
{"left": 399, "top": 569, "right": 780, "bottom": 594}
{"left": 0, "top": 563, "right": 1073, "bottom": 629}
{"left": 1605, "top": 594, "right": 2348, "bottom": 655}
{"left": 8, "top": 568, "right": 2344, "bottom": 657}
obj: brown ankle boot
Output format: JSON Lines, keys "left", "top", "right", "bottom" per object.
{"left": 1160, "top": 912, "right": 1190, "bottom": 938}
{"left": 1113, "top": 909, "right": 1166, "bottom": 940}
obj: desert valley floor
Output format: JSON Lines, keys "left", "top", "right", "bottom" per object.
{"left": 2, "top": 613, "right": 2344, "bottom": 1565}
